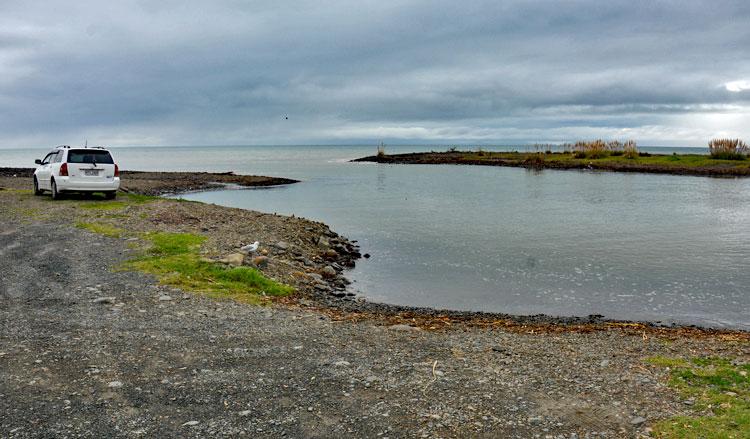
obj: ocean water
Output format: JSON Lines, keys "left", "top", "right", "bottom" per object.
{"left": 3, "top": 145, "right": 748, "bottom": 329}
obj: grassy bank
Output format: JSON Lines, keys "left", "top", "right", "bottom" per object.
{"left": 353, "top": 150, "right": 750, "bottom": 177}
{"left": 647, "top": 356, "right": 749, "bottom": 438}
{"left": 5, "top": 190, "right": 296, "bottom": 304}
{"left": 125, "top": 231, "right": 293, "bottom": 304}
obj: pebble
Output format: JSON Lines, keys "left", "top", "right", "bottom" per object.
{"left": 107, "top": 381, "right": 123, "bottom": 388}
{"left": 239, "top": 410, "right": 252, "bottom": 417}
{"left": 158, "top": 295, "right": 172, "bottom": 301}
{"left": 92, "top": 296, "right": 115, "bottom": 304}
{"left": 630, "top": 416, "right": 646, "bottom": 425}
{"left": 274, "top": 241, "right": 289, "bottom": 251}
{"left": 333, "top": 361, "right": 351, "bottom": 367}
{"left": 182, "top": 421, "right": 200, "bottom": 427}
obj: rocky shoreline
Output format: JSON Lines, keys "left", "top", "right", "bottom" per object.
{"left": 0, "top": 167, "right": 298, "bottom": 195}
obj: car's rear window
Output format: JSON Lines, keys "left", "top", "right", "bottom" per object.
{"left": 67, "top": 149, "right": 114, "bottom": 164}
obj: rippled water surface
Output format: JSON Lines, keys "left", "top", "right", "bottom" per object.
{"left": 4, "top": 145, "right": 748, "bottom": 328}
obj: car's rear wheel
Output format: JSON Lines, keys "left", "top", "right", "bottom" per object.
{"left": 105, "top": 191, "right": 116, "bottom": 200}
{"left": 33, "top": 177, "right": 42, "bottom": 195}
{"left": 51, "top": 179, "right": 61, "bottom": 200}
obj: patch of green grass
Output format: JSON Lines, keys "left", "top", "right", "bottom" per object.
{"left": 78, "top": 201, "right": 128, "bottom": 211}
{"left": 710, "top": 152, "right": 747, "bottom": 161}
{"left": 126, "top": 193, "right": 158, "bottom": 204}
{"left": 76, "top": 222, "right": 125, "bottom": 238}
{"left": 441, "top": 151, "right": 750, "bottom": 170}
{"left": 144, "top": 231, "right": 206, "bottom": 256}
{"left": 126, "top": 232, "right": 293, "bottom": 303}
{"left": 646, "top": 356, "right": 750, "bottom": 438}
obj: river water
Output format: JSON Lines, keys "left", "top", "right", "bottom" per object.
{"left": 3, "top": 145, "right": 748, "bottom": 329}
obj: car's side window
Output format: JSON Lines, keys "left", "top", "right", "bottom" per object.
{"left": 41, "top": 152, "right": 56, "bottom": 165}
{"left": 54, "top": 152, "right": 63, "bottom": 163}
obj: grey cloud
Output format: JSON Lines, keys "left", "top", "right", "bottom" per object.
{"left": 1, "top": 0, "right": 750, "bottom": 147}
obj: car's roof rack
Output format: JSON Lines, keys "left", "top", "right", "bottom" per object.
{"left": 54, "top": 145, "right": 108, "bottom": 150}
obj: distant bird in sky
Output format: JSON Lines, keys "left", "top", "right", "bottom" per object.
{"left": 241, "top": 241, "right": 259, "bottom": 254}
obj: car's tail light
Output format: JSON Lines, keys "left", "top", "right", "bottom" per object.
{"left": 59, "top": 162, "right": 68, "bottom": 176}
{"left": 114, "top": 164, "right": 120, "bottom": 177}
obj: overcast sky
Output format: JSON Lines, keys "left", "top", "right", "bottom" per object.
{"left": 1, "top": 0, "right": 749, "bottom": 148}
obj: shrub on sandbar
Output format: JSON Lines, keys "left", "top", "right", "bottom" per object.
{"left": 708, "top": 138, "right": 748, "bottom": 160}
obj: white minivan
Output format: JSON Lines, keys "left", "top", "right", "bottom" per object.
{"left": 33, "top": 146, "right": 120, "bottom": 199}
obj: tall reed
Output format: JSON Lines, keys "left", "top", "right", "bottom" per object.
{"left": 708, "top": 138, "right": 748, "bottom": 160}
{"left": 623, "top": 140, "right": 639, "bottom": 159}
{"left": 572, "top": 139, "right": 637, "bottom": 159}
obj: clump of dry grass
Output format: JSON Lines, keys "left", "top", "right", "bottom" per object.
{"left": 623, "top": 140, "right": 639, "bottom": 159}
{"left": 376, "top": 142, "right": 386, "bottom": 158}
{"left": 572, "top": 139, "right": 637, "bottom": 159}
{"left": 573, "top": 139, "right": 608, "bottom": 158}
{"left": 708, "top": 138, "right": 748, "bottom": 160}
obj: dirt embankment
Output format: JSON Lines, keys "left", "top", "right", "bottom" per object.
{"left": 353, "top": 152, "right": 750, "bottom": 177}
{"left": 0, "top": 167, "right": 298, "bottom": 195}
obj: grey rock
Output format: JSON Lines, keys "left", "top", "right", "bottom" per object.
{"left": 158, "top": 295, "right": 172, "bottom": 301}
{"left": 324, "top": 249, "right": 339, "bottom": 260}
{"left": 630, "top": 416, "right": 646, "bottom": 425}
{"left": 182, "top": 421, "right": 200, "bottom": 427}
{"left": 107, "top": 381, "right": 123, "bottom": 388}
{"left": 92, "top": 297, "right": 115, "bottom": 304}
{"left": 527, "top": 416, "right": 542, "bottom": 426}
{"left": 321, "top": 266, "right": 337, "bottom": 279}
{"left": 388, "top": 324, "right": 422, "bottom": 332}
{"left": 220, "top": 253, "right": 245, "bottom": 267}
{"left": 274, "top": 241, "right": 289, "bottom": 251}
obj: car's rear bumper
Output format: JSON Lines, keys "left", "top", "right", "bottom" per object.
{"left": 56, "top": 177, "right": 120, "bottom": 192}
